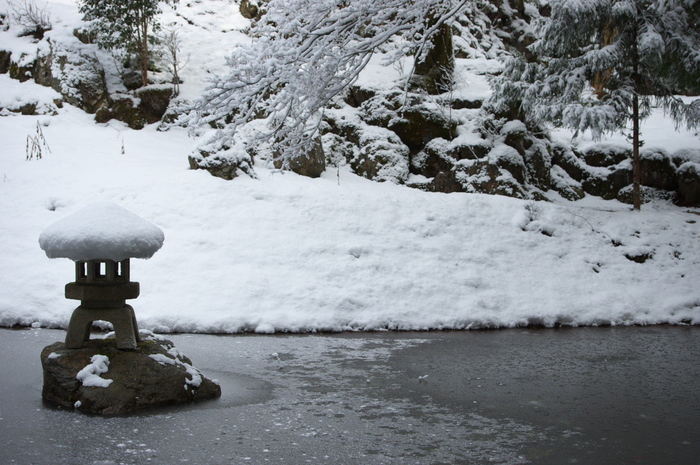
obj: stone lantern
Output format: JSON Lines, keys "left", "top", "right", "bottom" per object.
{"left": 39, "top": 202, "right": 164, "bottom": 350}
{"left": 64, "top": 259, "right": 140, "bottom": 349}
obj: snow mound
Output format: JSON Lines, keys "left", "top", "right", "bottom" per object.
{"left": 38, "top": 202, "right": 164, "bottom": 262}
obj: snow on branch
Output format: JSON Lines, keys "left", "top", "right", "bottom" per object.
{"left": 179, "top": 0, "right": 469, "bottom": 166}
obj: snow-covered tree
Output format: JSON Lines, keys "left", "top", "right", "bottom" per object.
{"left": 489, "top": 0, "right": 700, "bottom": 210}
{"left": 78, "top": 0, "right": 175, "bottom": 87}
{"left": 180, "top": 0, "right": 470, "bottom": 170}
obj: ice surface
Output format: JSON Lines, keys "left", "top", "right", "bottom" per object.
{"left": 38, "top": 202, "right": 164, "bottom": 262}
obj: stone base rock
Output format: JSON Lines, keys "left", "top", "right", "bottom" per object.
{"left": 41, "top": 332, "right": 221, "bottom": 415}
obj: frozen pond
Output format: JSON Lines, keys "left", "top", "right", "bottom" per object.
{"left": 0, "top": 326, "right": 698, "bottom": 464}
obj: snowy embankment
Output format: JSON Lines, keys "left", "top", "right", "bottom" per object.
{"left": 1, "top": 94, "right": 699, "bottom": 332}
{"left": 1, "top": 0, "right": 699, "bottom": 333}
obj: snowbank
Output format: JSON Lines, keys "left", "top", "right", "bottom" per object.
{"left": 0, "top": 0, "right": 699, "bottom": 333}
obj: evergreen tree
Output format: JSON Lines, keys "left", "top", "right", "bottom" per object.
{"left": 79, "top": 0, "right": 175, "bottom": 87}
{"left": 489, "top": 0, "right": 700, "bottom": 210}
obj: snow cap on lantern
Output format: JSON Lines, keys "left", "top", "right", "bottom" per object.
{"left": 39, "top": 202, "right": 164, "bottom": 262}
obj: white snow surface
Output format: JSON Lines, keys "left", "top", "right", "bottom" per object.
{"left": 39, "top": 202, "right": 165, "bottom": 261}
{"left": 76, "top": 354, "right": 113, "bottom": 388}
{"left": 1, "top": 0, "right": 699, "bottom": 333}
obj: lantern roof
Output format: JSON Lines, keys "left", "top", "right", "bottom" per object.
{"left": 39, "top": 202, "right": 164, "bottom": 262}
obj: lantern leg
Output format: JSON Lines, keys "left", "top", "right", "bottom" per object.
{"left": 65, "top": 305, "right": 139, "bottom": 350}
{"left": 65, "top": 307, "right": 93, "bottom": 349}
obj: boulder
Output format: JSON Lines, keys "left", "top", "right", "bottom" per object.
{"left": 95, "top": 97, "right": 148, "bottom": 129}
{"left": 387, "top": 107, "right": 455, "bottom": 153}
{"left": 350, "top": 130, "right": 410, "bottom": 183}
{"left": 360, "top": 93, "right": 455, "bottom": 153}
{"left": 639, "top": 149, "right": 678, "bottom": 191}
{"left": 273, "top": 136, "right": 326, "bottom": 178}
{"left": 525, "top": 141, "right": 552, "bottom": 191}
{"left": 412, "top": 138, "right": 454, "bottom": 178}
{"left": 580, "top": 144, "right": 629, "bottom": 167}
{"left": 95, "top": 88, "right": 172, "bottom": 129}
{"left": 550, "top": 165, "right": 585, "bottom": 201}
{"left": 188, "top": 146, "right": 256, "bottom": 180}
{"left": 41, "top": 333, "right": 221, "bottom": 415}
{"left": 581, "top": 165, "right": 633, "bottom": 200}
{"left": 345, "top": 85, "right": 377, "bottom": 108}
{"left": 676, "top": 162, "right": 700, "bottom": 207}
{"left": 430, "top": 159, "right": 525, "bottom": 198}
{"left": 136, "top": 87, "right": 172, "bottom": 122}
{"left": 551, "top": 144, "right": 587, "bottom": 183}
{"left": 240, "top": 0, "right": 266, "bottom": 20}
{"left": 489, "top": 143, "right": 526, "bottom": 184}
{"left": 616, "top": 185, "right": 675, "bottom": 205}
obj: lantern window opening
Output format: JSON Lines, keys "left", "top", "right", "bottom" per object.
{"left": 75, "top": 259, "right": 130, "bottom": 283}
{"left": 76, "top": 261, "right": 87, "bottom": 281}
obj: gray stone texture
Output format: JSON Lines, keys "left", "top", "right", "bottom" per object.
{"left": 41, "top": 336, "right": 221, "bottom": 415}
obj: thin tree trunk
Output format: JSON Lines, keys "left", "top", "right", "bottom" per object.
{"left": 631, "top": 2, "right": 641, "bottom": 211}
{"left": 139, "top": 8, "right": 149, "bottom": 87}
{"left": 632, "top": 93, "right": 641, "bottom": 210}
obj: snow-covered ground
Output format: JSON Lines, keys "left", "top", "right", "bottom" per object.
{"left": 1, "top": 0, "right": 699, "bottom": 333}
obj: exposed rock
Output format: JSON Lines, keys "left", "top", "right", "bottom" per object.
{"left": 624, "top": 249, "right": 655, "bottom": 263}
{"left": 581, "top": 144, "right": 629, "bottom": 167}
{"left": 489, "top": 143, "right": 525, "bottom": 184}
{"left": 581, "top": 165, "right": 633, "bottom": 200}
{"left": 412, "top": 138, "right": 454, "bottom": 178}
{"left": 136, "top": 87, "right": 172, "bottom": 122}
{"left": 350, "top": 130, "right": 410, "bottom": 183}
{"left": 552, "top": 144, "right": 587, "bottom": 183}
{"left": 95, "top": 97, "right": 148, "bottom": 129}
{"left": 616, "top": 185, "right": 675, "bottom": 205}
{"left": 550, "top": 165, "right": 585, "bottom": 201}
{"left": 451, "top": 97, "right": 484, "bottom": 110}
{"left": 41, "top": 333, "right": 221, "bottom": 415}
{"left": 429, "top": 169, "right": 464, "bottom": 193}
{"left": 501, "top": 119, "right": 528, "bottom": 156}
{"left": 448, "top": 141, "right": 491, "bottom": 160}
{"left": 676, "top": 162, "right": 700, "bottom": 207}
{"left": 188, "top": 146, "right": 256, "bottom": 181}
{"left": 387, "top": 107, "right": 455, "bottom": 154}
{"left": 273, "top": 136, "right": 326, "bottom": 178}
{"left": 325, "top": 107, "right": 410, "bottom": 183}
{"left": 9, "top": 56, "right": 34, "bottom": 82}
{"left": 0, "top": 50, "right": 11, "bottom": 74}
{"left": 430, "top": 159, "right": 525, "bottom": 198}
{"left": 639, "top": 149, "right": 678, "bottom": 191}
{"left": 95, "top": 88, "right": 172, "bottom": 129}
{"left": 345, "top": 85, "right": 376, "bottom": 108}
{"left": 412, "top": 21, "right": 454, "bottom": 95}
{"left": 525, "top": 141, "right": 552, "bottom": 191}
{"left": 360, "top": 93, "right": 455, "bottom": 153}
{"left": 122, "top": 69, "right": 144, "bottom": 91}
{"left": 240, "top": 0, "right": 266, "bottom": 20}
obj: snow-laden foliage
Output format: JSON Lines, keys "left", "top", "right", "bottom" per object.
{"left": 488, "top": 0, "right": 700, "bottom": 209}
{"left": 489, "top": 0, "right": 700, "bottom": 137}
{"left": 78, "top": 0, "right": 175, "bottom": 87}
{"left": 179, "top": 0, "right": 470, "bottom": 169}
